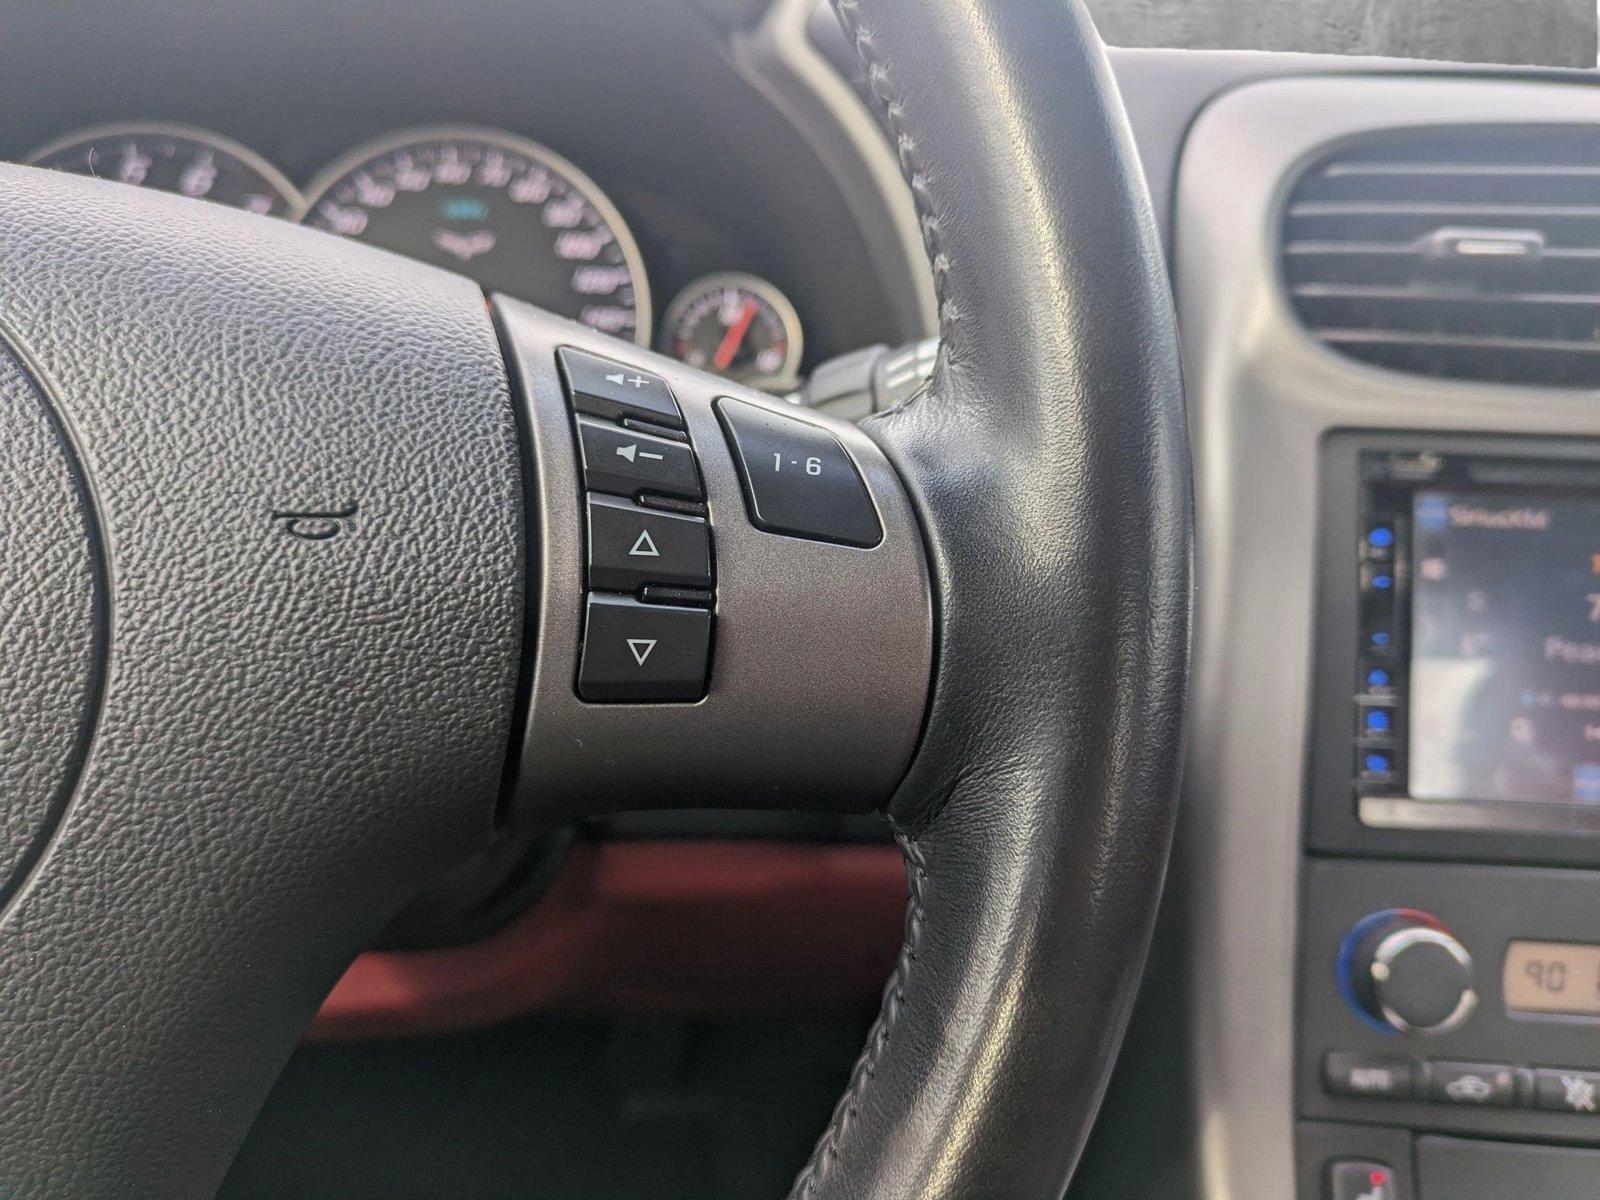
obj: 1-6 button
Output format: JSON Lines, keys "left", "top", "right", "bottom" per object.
{"left": 716, "top": 397, "right": 881, "bottom": 548}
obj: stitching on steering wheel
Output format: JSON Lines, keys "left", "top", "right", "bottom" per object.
{"left": 788, "top": 9, "right": 948, "bottom": 1193}
{"left": 831, "top": 0, "right": 957, "bottom": 412}
{"left": 788, "top": 829, "right": 927, "bottom": 1197}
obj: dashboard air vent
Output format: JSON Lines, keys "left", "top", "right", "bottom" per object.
{"left": 1282, "top": 125, "right": 1600, "bottom": 388}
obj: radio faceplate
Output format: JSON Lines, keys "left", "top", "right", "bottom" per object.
{"left": 1309, "top": 433, "right": 1600, "bottom": 867}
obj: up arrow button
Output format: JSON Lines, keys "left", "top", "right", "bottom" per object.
{"left": 586, "top": 494, "right": 712, "bottom": 592}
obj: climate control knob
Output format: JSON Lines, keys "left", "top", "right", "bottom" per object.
{"left": 1338, "top": 910, "right": 1477, "bottom": 1036}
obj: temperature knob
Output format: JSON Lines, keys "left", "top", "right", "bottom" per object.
{"left": 1338, "top": 909, "right": 1477, "bottom": 1036}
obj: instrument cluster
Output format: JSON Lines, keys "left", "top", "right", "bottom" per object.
{"left": 24, "top": 121, "right": 805, "bottom": 388}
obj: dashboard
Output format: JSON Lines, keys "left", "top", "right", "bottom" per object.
{"left": 15, "top": 2, "right": 1600, "bottom": 1199}
{"left": 1174, "top": 69, "right": 1600, "bottom": 1200}
{"left": 0, "top": 0, "right": 927, "bottom": 392}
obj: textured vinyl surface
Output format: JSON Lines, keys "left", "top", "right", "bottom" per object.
{"left": 0, "top": 165, "right": 524, "bottom": 1197}
{"left": 0, "top": 343, "right": 102, "bottom": 909}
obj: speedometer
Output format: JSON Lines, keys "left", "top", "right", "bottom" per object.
{"left": 302, "top": 127, "right": 649, "bottom": 344}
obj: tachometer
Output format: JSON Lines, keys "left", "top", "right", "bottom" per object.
{"left": 661, "top": 273, "right": 803, "bottom": 388}
{"left": 302, "top": 127, "right": 649, "bottom": 344}
{"left": 25, "top": 122, "right": 303, "bottom": 217}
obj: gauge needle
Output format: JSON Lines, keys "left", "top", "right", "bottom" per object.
{"left": 712, "top": 297, "right": 758, "bottom": 371}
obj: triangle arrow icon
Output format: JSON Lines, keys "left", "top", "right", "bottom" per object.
{"left": 628, "top": 529, "right": 660, "bottom": 557}
{"left": 627, "top": 638, "right": 657, "bottom": 665}
{"left": 616, "top": 443, "right": 639, "bottom": 463}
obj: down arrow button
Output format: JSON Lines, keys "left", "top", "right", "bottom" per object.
{"left": 578, "top": 594, "right": 712, "bottom": 703}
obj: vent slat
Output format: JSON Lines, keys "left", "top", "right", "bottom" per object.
{"left": 1283, "top": 125, "right": 1600, "bottom": 388}
{"left": 1292, "top": 283, "right": 1600, "bottom": 306}
{"left": 1320, "top": 329, "right": 1600, "bottom": 355}
{"left": 1286, "top": 242, "right": 1600, "bottom": 260}
{"left": 1301, "top": 167, "right": 1600, "bottom": 206}
{"left": 1289, "top": 201, "right": 1600, "bottom": 219}
{"left": 1324, "top": 162, "right": 1600, "bottom": 180}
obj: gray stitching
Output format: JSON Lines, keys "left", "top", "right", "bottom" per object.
{"left": 785, "top": 6, "right": 950, "bottom": 1194}
{"left": 832, "top": 0, "right": 959, "bottom": 428}
{"left": 788, "top": 830, "right": 926, "bottom": 1198}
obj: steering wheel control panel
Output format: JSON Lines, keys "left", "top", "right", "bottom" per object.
{"left": 556, "top": 346, "right": 894, "bottom": 705}
{"left": 1297, "top": 433, "right": 1600, "bottom": 1198}
{"left": 559, "top": 347, "right": 714, "bottom": 702}
{"left": 507, "top": 299, "right": 930, "bottom": 825}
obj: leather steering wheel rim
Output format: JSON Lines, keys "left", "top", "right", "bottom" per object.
{"left": 785, "top": 3, "right": 1190, "bottom": 1196}
{"left": 0, "top": 0, "right": 1187, "bottom": 1196}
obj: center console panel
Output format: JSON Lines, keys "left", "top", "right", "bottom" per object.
{"left": 1172, "top": 71, "right": 1600, "bottom": 1200}
{"left": 1300, "top": 432, "right": 1600, "bottom": 1198}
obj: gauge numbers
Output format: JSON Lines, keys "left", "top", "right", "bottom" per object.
{"left": 301, "top": 127, "right": 650, "bottom": 344}
{"left": 25, "top": 122, "right": 303, "bottom": 217}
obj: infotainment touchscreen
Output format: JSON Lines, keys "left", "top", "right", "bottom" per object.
{"left": 1409, "top": 488, "right": 1600, "bottom": 807}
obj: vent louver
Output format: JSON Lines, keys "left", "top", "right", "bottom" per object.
{"left": 1282, "top": 125, "right": 1600, "bottom": 388}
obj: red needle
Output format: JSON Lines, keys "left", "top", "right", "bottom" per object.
{"left": 712, "top": 297, "right": 758, "bottom": 371}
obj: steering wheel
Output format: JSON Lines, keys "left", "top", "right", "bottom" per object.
{"left": 0, "top": 0, "right": 1188, "bottom": 1195}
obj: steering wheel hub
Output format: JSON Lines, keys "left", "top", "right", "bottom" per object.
{"left": 0, "top": 341, "right": 104, "bottom": 906}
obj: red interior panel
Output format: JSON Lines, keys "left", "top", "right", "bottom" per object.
{"left": 311, "top": 840, "right": 907, "bottom": 1040}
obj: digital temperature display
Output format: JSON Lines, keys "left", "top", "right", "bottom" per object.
{"left": 1504, "top": 940, "right": 1600, "bottom": 1017}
